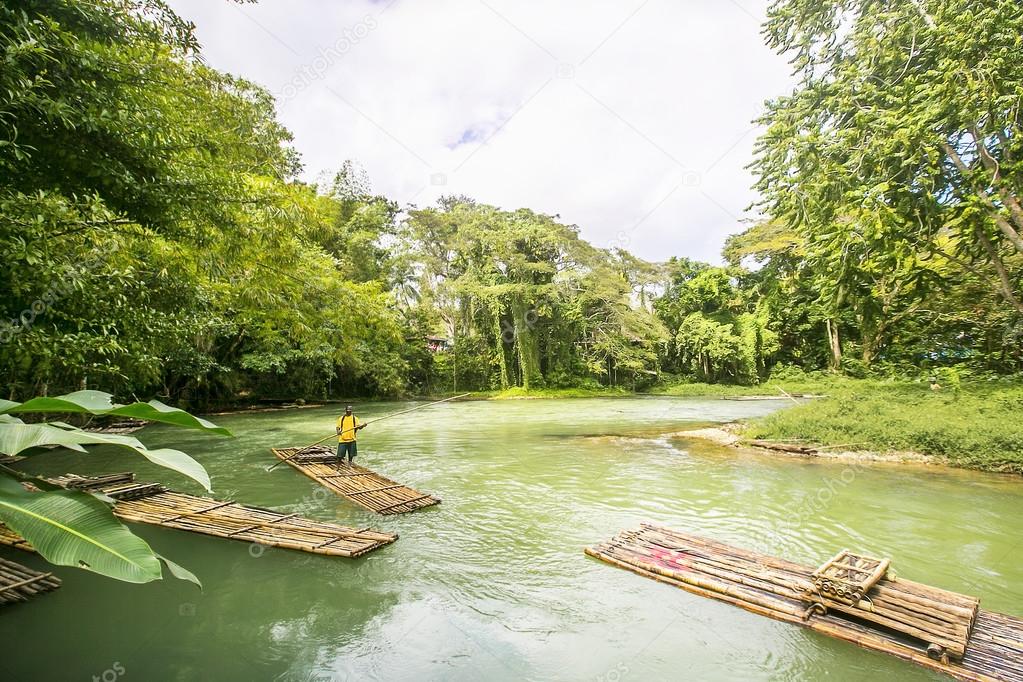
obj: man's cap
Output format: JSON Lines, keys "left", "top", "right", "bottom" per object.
{"left": 345, "top": 404, "right": 353, "bottom": 410}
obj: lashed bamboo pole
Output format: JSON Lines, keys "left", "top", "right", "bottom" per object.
{"left": 637, "top": 524, "right": 978, "bottom": 644}
{"left": 107, "top": 490, "right": 396, "bottom": 555}
{"left": 270, "top": 448, "right": 440, "bottom": 514}
{"left": 0, "top": 558, "right": 61, "bottom": 605}
{"left": 23, "top": 474, "right": 399, "bottom": 559}
{"left": 587, "top": 525, "right": 1017, "bottom": 680}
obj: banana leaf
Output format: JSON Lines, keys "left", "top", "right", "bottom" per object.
{"left": 157, "top": 554, "right": 201, "bottom": 588}
{"left": 0, "top": 423, "right": 211, "bottom": 491}
{"left": 0, "top": 390, "right": 231, "bottom": 437}
{"left": 0, "top": 475, "right": 179, "bottom": 584}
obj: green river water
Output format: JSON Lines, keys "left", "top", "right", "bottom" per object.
{"left": 1, "top": 397, "right": 1020, "bottom": 681}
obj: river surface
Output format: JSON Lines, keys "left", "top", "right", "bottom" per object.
{"left": 1, "top": 397, "right": 1021, "bottom": 681}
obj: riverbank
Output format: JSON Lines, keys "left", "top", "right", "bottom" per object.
{"left": 475, "top": 377, "right": 1023, "bottom": 475}
{"left": 488, "top": 386, "right": 633, "bottom": 399}
{"left": 678, "top": 425, "right": 943, "bottom": 467}
{"left": 671, "top": 379, "right": 1022, "bottom": 475}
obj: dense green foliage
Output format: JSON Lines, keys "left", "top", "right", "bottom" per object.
{"left": 402, "top": 200, "right": 667, "bottom": 393}
{"left": 0, "top": 0, "right": 409, "bottom": 405}
{"left": 655, "top": 258, "right": 778, "bottom": 383}
{"left": 751, "top": 0, "right": 1023, "bottom": 373}
{"left": 1, "top": 0, "right": 1020, "bottom": 413}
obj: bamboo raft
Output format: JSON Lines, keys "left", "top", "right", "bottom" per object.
{"left": 587, "top": 524, "right": 1023, "bottom": 681}
{"left": 0, "top": 557, "right": 60, "bottom": 605}
{"left": 31, "top": 473, "right": 397, "bottom": 558}
{"left": 0, "top": 522, "right": 34, "bottom": 552}
{"left": 271, "top": 447, "right": 441, "bottom": 515}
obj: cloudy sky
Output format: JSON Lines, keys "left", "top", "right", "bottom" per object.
{"left": 167, "top": 0, "right": 792, "bottom": 263}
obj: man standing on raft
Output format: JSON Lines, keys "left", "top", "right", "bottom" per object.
{"left": 336, "top": 405, "right": 365, "bottom": 463}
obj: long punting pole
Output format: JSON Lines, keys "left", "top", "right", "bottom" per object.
{"left": 266, "top": 393, "right": 472, "bottom": 472}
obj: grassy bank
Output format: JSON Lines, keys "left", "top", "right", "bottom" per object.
{"left": 740, "top": 379, "right": 1023, "bottom": 474}
{"left": 487, "top": 386, "right": 633, "bottom": 400}
{"left": 649, "top": 378, "right": 835, "bottom": 398}
{"left": 479, "top": 377, "right": 837, "bottom": 401}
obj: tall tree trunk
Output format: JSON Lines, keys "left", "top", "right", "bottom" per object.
{"left": 826, "top": 319, "right": 842, "bottom": 369}
{"left": 862, "top": 336, "right": 877, "bottom": 365}
{"left": 491, "top": 311, "right": 510, "bottom": 390}
{"left": 860, "top": 318, "right": 887, "bottom": 366}
{"left": 512, "top": 298, "right": 540, "bottom": 390}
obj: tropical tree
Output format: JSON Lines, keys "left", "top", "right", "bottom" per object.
{"left": 404, "top": 199, "right": 668, "bottom": 390}
{"left": 1, "top": 1, "right": 414, "bottom": 405}
{"left": 723, "top": 220, "right": 833, "bottom": 368}
{"left": 654, "top": 258, "right": 778, "bottom": 383}
{"left": 753, "top": 0, "right": 1023, "bottom": 332}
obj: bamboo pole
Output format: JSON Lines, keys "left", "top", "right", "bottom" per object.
{"left": 265, "top": 432, "right": 340, "bottom": 472}
{"left": 0, "top": 558, "right": 60, "bottom": 605}
{"left": 0, "top": 572, "right": 54, "bottom": 594}
{"left": 266, "top": 393, "right": 471, "bottom": 471}
{"left": 776, "top": 386, "right": 801, "bottom": 404}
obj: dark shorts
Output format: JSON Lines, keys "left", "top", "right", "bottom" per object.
{"left": 337, "top": 441, "right": 357, "bottom": 460}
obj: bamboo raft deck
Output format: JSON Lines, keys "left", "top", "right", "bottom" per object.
{"left": 587, "top": 524, "right": 1023, "bottom": 682}
{"left": 271, "top": 446, "right": 441, "bottom": 515}
{"left": 0, "top": 522, "right": 34, "bottom": 552}
{"left": 0, "top": 557, "right": 60, "bottom": 606}
{"left": 36, "top": 473, "right": 397, "bottom": 558}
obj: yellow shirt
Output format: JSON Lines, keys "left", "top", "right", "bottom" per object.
{"left": 336, "top": 414, "right": 361, "bottom": 442}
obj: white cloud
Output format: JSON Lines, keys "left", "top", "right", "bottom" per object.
{"left": 168, "top": 0, "right": 792, "bottom": 263}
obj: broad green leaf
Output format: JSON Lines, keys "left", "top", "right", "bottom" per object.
{"left": 107, "top": 399, "right": 231, "bottom": 437}
{"left": 0, "top": 423, "right": 211, "bottom": 491}
{"left": 0, "top": 475, "right": 162, "bottom": 583}
{"left": 1, "top": 391, "right": 231, "bottom": 437}
{"left": 157, "top": 554, "right": 202, "bottom": 589}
